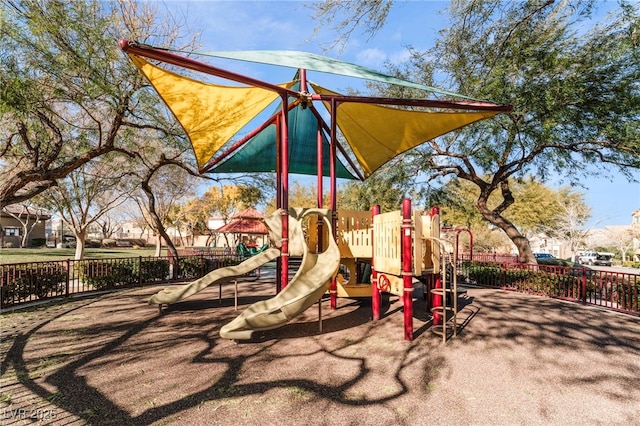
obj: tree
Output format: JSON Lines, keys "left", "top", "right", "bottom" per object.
{"left": 265, "top": 181, "right": 326, "bottom": 213}
{"left": 202, "top": 184, "right": 265, "bottom": 218}
{"left": 1, "top": 0, "right": 211, "bottom": 262}
{"left": 170, "top": 198, "right": 209, "bottom": 247}
{"left": 41, "top": 156, "right": 134, "bottom": 259}
{"left": 131, "top": 161, "right": 198, "bottom": 258}
{"left": 539, "top": 189, "right": 592, "bottom": 260}
{"left": 434, "top": 177, "right": 591, "bottom": 255}
{"left": 312, "top": 0, "right": 640, "bottom": 263}
{"left": 308, "top": 0, "right": 393, "bottom": 53}
{"left": 598, "top": 226, "right": 636, "bottom": 262}
{"left": 338, "top": 158, "right": 421, "bottom": 212}
{"left": 95, "top": 209, "right": 124, "bottom": 240}
{"left": 0, "top": 0, "right": 200, "bottom": 206}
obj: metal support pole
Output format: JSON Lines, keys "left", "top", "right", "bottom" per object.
{"left": 329, "top": 98, "right": 338, "bottom": 309}
{"left": 371, "top": 205, "right": 381, "bottom": 321}
{"left": 280, "top": 95, "right": 290, "bottom": 290}
{"left": 402, "top": 198, "right": 414, "bottom": 341}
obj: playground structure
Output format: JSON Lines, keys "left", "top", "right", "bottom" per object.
{"left": 120, "top": 40, "right": 509, "bottom": 342}
{"left": 311, "top": 200, "right": 460, "bottom": 342}
{"left": 236, "top": 242, "right": 270, "bottom": 259}
{"left": 149, "top": 199, "right": 461, "bottom": 342}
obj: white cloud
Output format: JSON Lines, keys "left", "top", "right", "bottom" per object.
{"left": 389, "top": 49, "right": 412, "bottom": 64}
{"left": 355, "top": 48, "right": 387, "bottom": 68}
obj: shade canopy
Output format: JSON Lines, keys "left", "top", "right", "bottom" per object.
{"left": 130, "top": 55, "right": 285, "bottom": 170}
{"left": 215, "top": 208, "right": 268, "bottom": 234}
{"left": 311, "top": 84, "right": 502, "bottom": 177}
{"left": 207, "top": 83, "right": 357, "bottom": 179}
{"left": 191, "top": 49, "right": 473, "bottom": 100}
{"left": 215, "top": 219, "right": 268, "bottom": 235}
{"left": 122, "top": 42, "right": 512, "bottom": 180}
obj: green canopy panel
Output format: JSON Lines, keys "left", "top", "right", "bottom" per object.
{"left": 208, "top": 103, "right": 358, "bottom": 180}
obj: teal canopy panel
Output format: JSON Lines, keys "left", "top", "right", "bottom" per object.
{"left": 208, "top": 102, "right": 357, "bottom": 179}
{"left": 194, "top": 49, "right": 476, "bottom": 100}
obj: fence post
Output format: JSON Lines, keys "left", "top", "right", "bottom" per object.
{"left": 65, "top": 259, "right": 70, "bottom": 297}
{"left": 502, "top": 262, "right": 507, "bottom": 289}
{"left": 1, "top": 265, "right": 5, "bottom": 309}
{"left": 581, "top": 268, "right": 587, "bottom": 305}
{"left": 138, "top": 256, "right": 142, "bottom": 286}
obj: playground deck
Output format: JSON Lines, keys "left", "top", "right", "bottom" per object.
{"left": 1, "top": 275, "right": 639, "bottom": 425}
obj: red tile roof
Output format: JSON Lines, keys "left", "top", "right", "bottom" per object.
{"left": 215, "top": 218, "right": 268, "bottom": 234}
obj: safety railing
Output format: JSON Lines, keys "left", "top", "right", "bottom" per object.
{"left": 1, "top": 252, "right": 243, "bottom": 309}
{"left": 458, "top": 253, "right": 520, "bottom": 263}
{"left": 459, "top": 260, "right": 639, "bottom": 316}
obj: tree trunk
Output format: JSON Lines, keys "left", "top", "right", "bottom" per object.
{"left": 20, "top": 232, "right": 29, "bottom": 249}
{"left": 140, "top": 181, "right": 178, "bottom": 276}
{"left": 154, "top": 235, "right": 162, "bottom": 257}
{"left": 73, "top": 229, "right": 87, "bottom": 260}
{"left": 476, "top": 197, "right": 536, "bottom": 264}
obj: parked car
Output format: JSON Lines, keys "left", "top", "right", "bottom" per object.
{"left": 593, "top": 253, "right": 613, "bottom": 266}
{"left": 534, "top": 253, "right": 554, "bottom": 259}
{"left": 60, "top": 235, "right": 77, "bottom": 248}
{"left": 579, "top": 252, "right": 598, "bottom": 264}
{"left": 579, "top": 252, "right": 614, "bottom": 266}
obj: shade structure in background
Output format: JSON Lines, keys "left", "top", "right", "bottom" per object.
{"left": 215, "top": 208, "right": 269, "bottom": 235}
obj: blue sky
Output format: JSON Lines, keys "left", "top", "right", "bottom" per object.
{"left": 159, "top": 0, "right": 639, "bottom": 227}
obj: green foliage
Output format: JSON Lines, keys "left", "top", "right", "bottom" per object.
{"left": 314, "top": 0, "right": 639, "bottom": 262}
{"left": 616, "top": 281, "right": 640, "bottom": 312}
{"left": 80, "top": 260, "right": 137, "bottom": 290}
{"left": 30, "top": 238, "right": 46, "bottom": 247}
{"left": 137, "top": 259, "right": 170, "bottom": 282}
{"left": 338, "top": 159, "right": 418, "bottom": 212}
{"left": 218, "top": 258, "right": 240, "bottom": 268}
{"left": 1, "top": 263, "right": 66, "bottom": 305}
{"left": 177, "top": 257, "right": 215, "bottom": 279}
{"left": 1, "top": 0, "right": 199, "bottom": 210}
{"left": 310, "top": 0, "right": 393, "bottom": 52}
{"left": 462, "top": 261, "right": 585, "bottom": 297}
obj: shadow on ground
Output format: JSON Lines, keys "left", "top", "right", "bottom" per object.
{"left": 1, "top": 280, "right": 639, "bottom": 425}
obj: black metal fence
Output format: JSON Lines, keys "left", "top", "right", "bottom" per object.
{"left": 3, "top": 253, "right": 639, "bottom": 318}
{"left": 1, "top": 252, "right": 242, "bottom": 309}
{"left": 459, "top": 260, "right": 639, "bottom": 316}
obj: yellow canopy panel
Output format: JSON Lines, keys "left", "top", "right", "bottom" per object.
{"left": 311, "top": 84, "right": 501, "bottom": 177}
{"left": 128, "top": 54, "right": 285, "bottom": 169}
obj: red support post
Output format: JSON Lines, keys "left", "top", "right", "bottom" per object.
{"left": 371, "top": 205, "right": 381, "bottom": 321}
{"left": 329, "top": 98, "right": 338, "bottom": 309}
{"left": 316, "top": 121, "right": 324, "bottom": 253}
{"left": 275, "top": 115, "right": 283, "bottom": 293}
{"left": 432, "top": 276, "right": 442, "bottom": 326}
{"left": 402, "top": 198, "right": 413, "bottom": 341}
{"left": 431, "top": 206, "right": 442, "bottom": 326}
{"left": 280, "top": 95, "right": 290, "bottom": 290}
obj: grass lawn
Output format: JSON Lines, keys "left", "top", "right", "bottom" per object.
{"left": 0, "top": 247, "right": 163, "bottom": 264}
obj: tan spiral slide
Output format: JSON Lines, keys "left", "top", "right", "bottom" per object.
{"left": 148, "top": 208, "right": 340, "bottom": 340}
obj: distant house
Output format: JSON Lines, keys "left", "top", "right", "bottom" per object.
{"left": 0, "top": 205, "right": 51, "bottom": 248}
{"left": 528, "top": 233, "right": 572, "bottom": 260}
